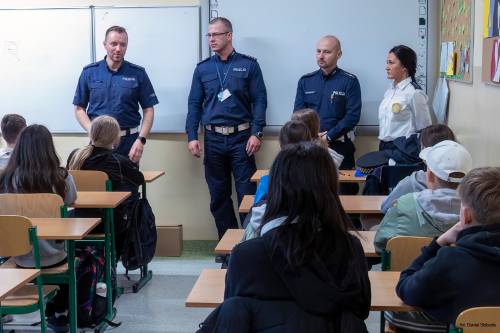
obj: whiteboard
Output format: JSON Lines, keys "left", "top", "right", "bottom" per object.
{"left": 211, "top": 0, "right": 435, "bottom": 127}
{"left": 0, "top": 8, "right": 92, "bottom": 132}
{"left": 94, "top": 6, "right": 200, "bottom": 133}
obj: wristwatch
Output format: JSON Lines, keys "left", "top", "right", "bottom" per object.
{"left": 138, "top": 136, "right": 147, "bottom": 145}
{"left": 255, "top": 132, "right": 264, "bottom": 140}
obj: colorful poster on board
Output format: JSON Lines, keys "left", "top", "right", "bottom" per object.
{"left": 486, "top": 0, "right": 500, "bottom": 37}
{"left": 491, "top": 39, "right": 500, "bottom": 82}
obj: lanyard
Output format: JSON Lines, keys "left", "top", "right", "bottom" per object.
{"left": 215, "top": 51, "right": 235, "bottom": 91}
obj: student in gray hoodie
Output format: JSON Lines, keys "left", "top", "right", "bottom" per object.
{"left": 375, "top": 140, "right": 472, "bottom": 252}
{"left": 381, "top": 124, "right": 456, "bottom": 214}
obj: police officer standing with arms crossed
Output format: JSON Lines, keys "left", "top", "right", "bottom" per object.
{"left": 294, "top": 35, "right": 361, "bottom": 193}
{"left": 73, "top": 26, "right": 158, "bottom": 163}
{"left": 186, "top": 17, "right": 267, "bottom": 249}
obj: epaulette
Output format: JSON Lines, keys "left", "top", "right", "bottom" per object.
{"left": 197, "top": 56, "right": 212, "bottom": 65}
{"left": 410, "top": 81, "right": 422, "bottom": 90}
{"left": 128, "top": 62, "right": 145, "bottom": 71}
{"left": 339, "top": 68, "right": 357, "bottom": 79}
{"left": 240, "top": 53, "right": 257, "bottom": 61}
{"left": 83, "top": 62, "right": 99, "bottom": 70}
{"left": 301, "top": 70, "right": 318, "bottom": 78}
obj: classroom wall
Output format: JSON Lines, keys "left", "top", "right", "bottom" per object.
{"left": 447, "top": 0, "right": 500, "bottom": 166}
{"left": 5, "top": 0, "right": 443, "bottom": 240}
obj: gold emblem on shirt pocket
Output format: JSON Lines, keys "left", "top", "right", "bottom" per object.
{"left": 391, "top": 102, "right": 406, "bottom": 114}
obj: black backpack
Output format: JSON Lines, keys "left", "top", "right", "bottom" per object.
{"left": 121, "top": 197, "right": 157, "bottom": 271}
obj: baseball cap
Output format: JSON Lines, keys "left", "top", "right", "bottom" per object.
{"left": 419, "top": 140, "right": 472, "bottom": 183}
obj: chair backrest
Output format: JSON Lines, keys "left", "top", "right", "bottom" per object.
{"left": 455, "top": 307, "right": 500, "bottom": 332}
{"left": 385, "top": 236, "right": 433, "bottom": 271}
{"left": 0, "top": 193, "right": 63, "bottom": 218}
{"left": 380, "top": 163, "right": 426, "bottom": 194}
{"left": 69, "top": 170, "right": 109, "bottom": 191}
{"left": 0, "top": 215, "right": 33, "bottom": 256}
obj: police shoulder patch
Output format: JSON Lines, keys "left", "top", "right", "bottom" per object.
{"left": 339, "top": 68, "right": 357, "bottom": 79}
{"left": 240, "top": 53, "right": 257, "bottom": 61}
{"left": 128, "top": 62, "right": 146, "bottom": 71}
{"left": 197, "top": 56, "right": 212, "bottom": 65}
{"left": 83, "top": 62, "right": 99, "bottom": 70}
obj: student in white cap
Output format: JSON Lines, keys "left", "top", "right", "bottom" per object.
{"left": 374, "top": 140, "right": 473, "bottom": 332}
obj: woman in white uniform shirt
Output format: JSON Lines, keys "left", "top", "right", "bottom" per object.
{"left": 378, "top": 45, "right": 431, "bottom": 151}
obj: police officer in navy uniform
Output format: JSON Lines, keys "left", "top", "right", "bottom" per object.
{"left": 294, "top": 35, "right": 361, "bottom": 193}
{"left": 186, "top": 17, "right": 267, "bottom": 245}
{"left": 73, "top": 25, "right": 158, "bottom": 163}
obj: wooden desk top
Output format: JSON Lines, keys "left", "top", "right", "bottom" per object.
{"left": 369, "top": 271, "right": 414, "bottom": 311}
{"left": 0, "top": 269, "right": 40, "bottom": 301}
{"left": 31, "top": 218, "right": 101, "bottom": 240}
{"left": 185, "top": 269, "right": 226, "bottom": 308}
{"left": 186, "top": 269, "right": 414, "bottom": 311}
{"left": 215, "top": 229, "right": 377, "bottom": 257}
{"left": 251, "top": 169, "right": 366, "bottom": 184}
{"left": 71, "top": 191, "right": 131, "bottom": 209}
{"left": 239, "top": 195, "right": 386, "bottom": 214}
{"left": 142, "top": 171, "right": 165, "bottom": 183}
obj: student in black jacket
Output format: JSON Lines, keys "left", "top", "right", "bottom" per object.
{"left": 199, "top": 142, "right": 370, "bottom": 332}
{"left": 67, "top": 115, "right": 144, "bottom": 255}
{"left": 397, "top": 167, "right": 500, "bottom": 326}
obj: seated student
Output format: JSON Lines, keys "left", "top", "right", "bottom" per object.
{"left": 291, "top": 108, "right": 344, "bottom": 167}
{"left": 396, "top": 167, "right": 500, "bottom": 328}
{"left": 374, "top": 140, "right": 472, "bottom": 333}
{"left": 245, "top": 120, "right": 312, "bottom": 240}
{"left": 381, "top": 124, "right": 456, "bottom": 213}
{"left": 199, "top": 143, "right": 370, "bottom": 332}
{"left": 374, "top": 140, "right": 472, "bottom": 252}
{"left": 0, "top": 114, "right": 26, "bottom": 170}
{"left": 0, "top": 124, "right": 77, "bottom": 329}
{"left": 67, "top": 115, "right": 144, "bottom": 255}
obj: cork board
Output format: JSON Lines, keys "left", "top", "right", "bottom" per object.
{"left": 440, "top": 0, "right": 474, "bottom": 82}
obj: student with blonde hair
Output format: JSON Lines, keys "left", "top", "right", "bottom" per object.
{"left": 68, "top": 115, "right": 144, "bottom": 255}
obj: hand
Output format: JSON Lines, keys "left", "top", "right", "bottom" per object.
{"left": 128, "top": 139, "right": 144, "bottom": 163}
{"left": 319, "top": 131, "right": 329, "bottom": 145}
{"left": 436, "top": 221, "right": 464, "bottom": 247}
{"left": 246, "top": 135, "right": 262, "bottom": 156}
{"left": 188, "top": 140, "right": 202, "bottom": 158}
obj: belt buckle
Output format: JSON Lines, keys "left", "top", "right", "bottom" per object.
{"left": 221, "top": 127, "right": 230, "bottom": 135}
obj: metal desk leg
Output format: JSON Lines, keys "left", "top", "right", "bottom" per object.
{"left": 104, "top": 208, "right": 114, "bottom": 320}
{"left": 68, "top": 240, "right": 77, "bottom": 333}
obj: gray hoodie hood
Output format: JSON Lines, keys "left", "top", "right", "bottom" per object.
{"left": 415, "top": 187, "right": 460, "bottom": 231}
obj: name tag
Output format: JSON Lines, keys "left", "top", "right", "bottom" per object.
{"left": 304, "top": 91, "right": 316, "bottom": 94}
{"left": 218, "top": 89, "right": 232, "bottom": 102}
{"left": 233, "top": 67, "right": 247, "bottom": 72}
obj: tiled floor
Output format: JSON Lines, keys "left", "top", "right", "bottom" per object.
{"left": 4, "top": 241, "right": 382, "bottom": 332}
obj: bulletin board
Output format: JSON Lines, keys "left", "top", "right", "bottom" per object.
{"left": 482, "top": 0, "right": 500, "bottom": 85}
{"left": 440, "top": 0, "right": 474, "bottom": 82}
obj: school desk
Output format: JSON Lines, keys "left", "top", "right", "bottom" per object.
{"left": 185, "top": 269, "right": 414, "bottom": 312}
{"left": 239, "top": 195, "right": 386, "bottom": 214}
{"left": 251, "top": 169, "right": 366, "bottom": 185}
{"left": 215, "top": 229, "right": 378, "bottom": 258}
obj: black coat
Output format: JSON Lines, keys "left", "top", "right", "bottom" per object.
{"left": 68, "top": 146, "right": 144, "bottom": 192}
{"left": 199, "top": 226, "right": 371, "bottom": 332}
{"left": 397, "top": 223, "right": 500, "bottom": 324}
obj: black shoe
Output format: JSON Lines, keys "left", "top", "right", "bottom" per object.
{"left": 215, "top": 254, "right": 227, "bottom": 264}
{"left": 47, "top": 315, "right": 69, "bottom": 333}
